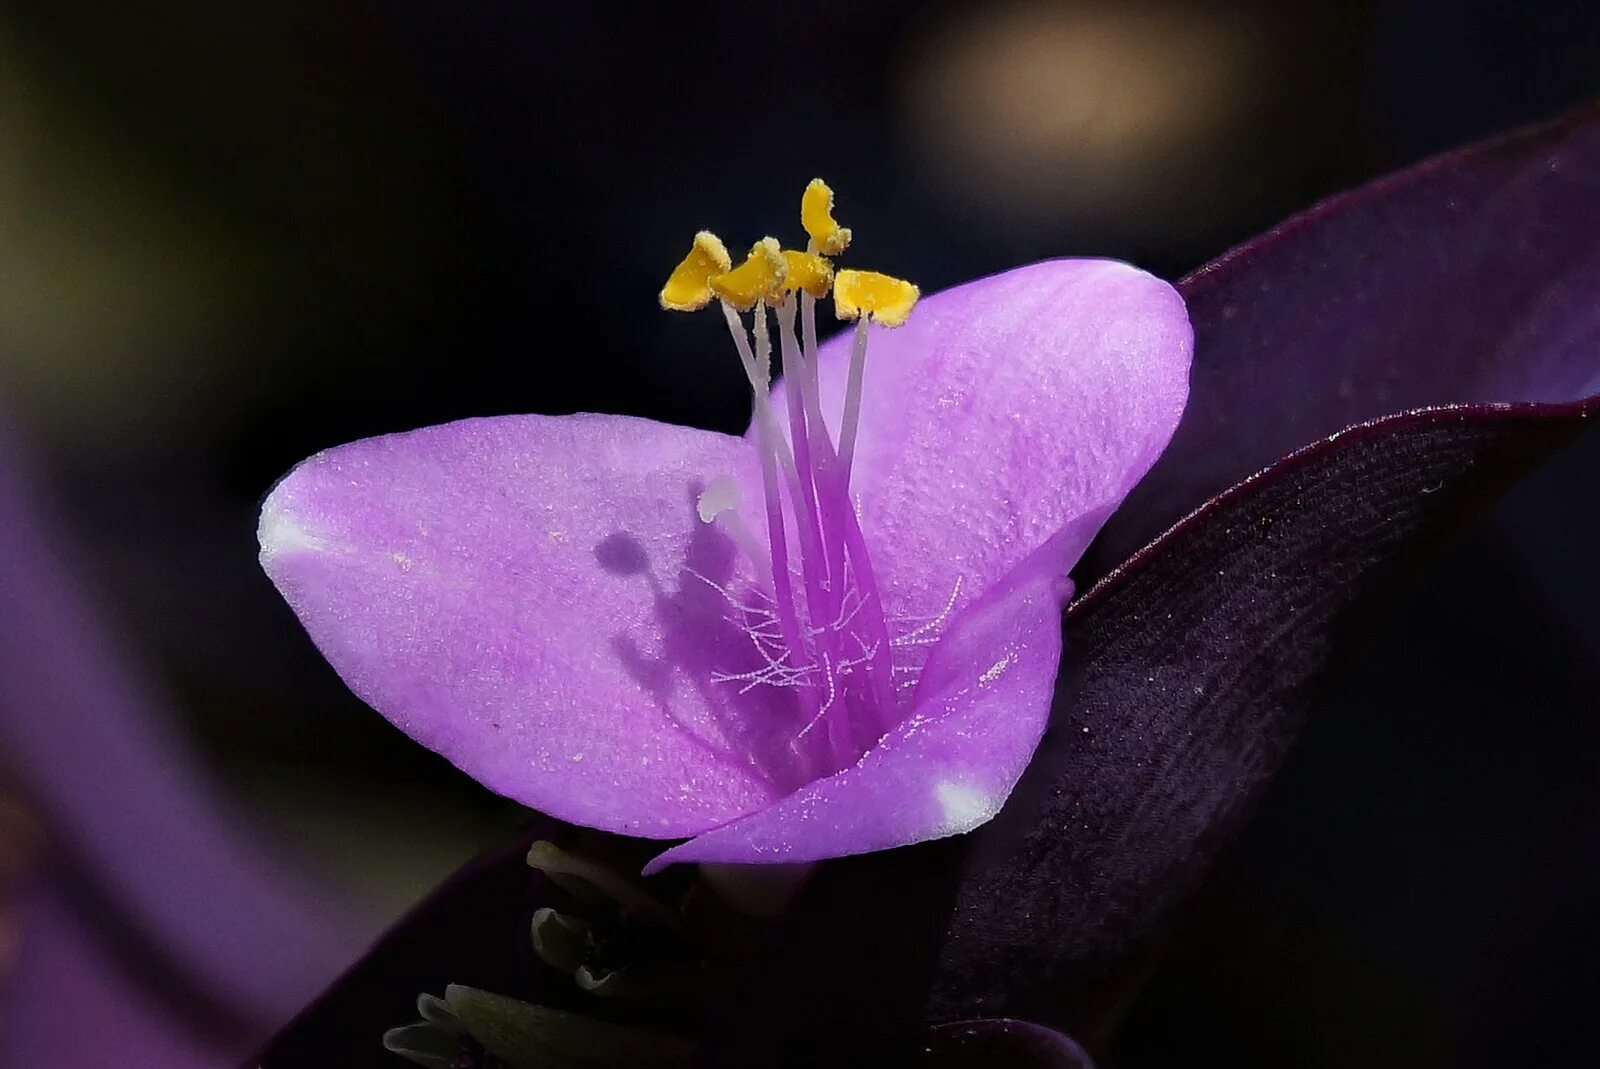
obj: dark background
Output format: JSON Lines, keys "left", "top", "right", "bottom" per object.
{"left": 1, "top": 1, "right": 1596, "bottom": 1065}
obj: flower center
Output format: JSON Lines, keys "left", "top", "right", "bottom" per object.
{"left": 660, "top": 180, "right": 921, "bottom": 779}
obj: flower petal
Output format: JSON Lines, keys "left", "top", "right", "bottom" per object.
{"left": 646, "top": 546, "right": 1075, "bottom": 871}
{"left": 260, "top": 413, "right": 801, "bottom": 838}
{"left": 772, "top": 259, "right": 1189, "bottom": 638}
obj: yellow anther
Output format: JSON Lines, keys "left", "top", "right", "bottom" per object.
{"left": 801, "top": 178, "right": 852, "bottom": 256}
{"left": 709, "top": 238, "right": 788, "bottom": 311}
{"left": 781, "top": 249, "right": 834, "bottom": 298}
{"left": 660, "top": 231, "right": 733, "bottom": 312}
{"left": 833, "top": 269, "right": 919, "bottom": 328}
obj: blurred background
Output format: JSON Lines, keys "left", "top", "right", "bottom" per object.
{"left": 0, "top": 1, "right": 1596, "bottom": 1066}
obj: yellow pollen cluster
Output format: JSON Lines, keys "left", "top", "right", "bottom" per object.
{"left": 833, "top": 270, "right": 921, "bottom": 328}
{"left": 709, "top": 238, "right": 788, "bottom": 311}
{"left": 658, "top": 178, "right": 918, "bottom": 327}
{"left": 659, "top": 231, "right": 732, "bottom": 312}
{"left": 800, "top": 178, "right": 852, "bottom": 256}
{"left": 782, "top": 249, "right": 834, "bottom": 298}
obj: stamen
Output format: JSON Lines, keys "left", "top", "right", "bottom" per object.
{"left": 796, "top": 290, "right": 845, "bottom": 590}
{"left": 832, "top": 270, "right": 919, "bottom": 479}
{"left": 717, "top": 302, "right": 798, "bottom": 481}
{"left": 659, "top": 231, "right": 733, "bottom": 312}
{"left": 786, "top": 307, "right": 899, "bottom": 731}
{"left": 751, "top": 302, "right": 774, "bottom": 403}
{"left": 689, "top": 571, "right": 811, "bottom": 686}
{"left": 718, "top": 302, "right": 807, "bottom": 682}
{"left": 837, "top": 317, "right": 870, "bottom": 480}
{"left": 797, "top": 651, "right": 839, "bottom": 742}
{"left": 827, "top": 509, "right": 897, "bottom": 728}
{"left": 797, "top": 289, "right": 899, "bottom": 734}
{"left": 781, "top": 250, "right": 834, "bottom": 298}
{"left": 657, "top": 180, "right": 926, "bottom": 778}
{"left": 801, "top": 178, "right": 852, "bottom": 256}
{"left": 818, "top": 587, "right": 866, "bottom": 635}
{"left": 798, "top": 291, "right": 835, "bottom": 449}
{"left": 833, "top": 269, "right": 920, "bottom": 328}
{"left": 771, "top": 296, "right": 857, "bottom": 763}
{"left": 709, "top": 238, "right": 788, "bottom": 312}
{"left": 773, "top": 297, "right": 834, "bottom": 603}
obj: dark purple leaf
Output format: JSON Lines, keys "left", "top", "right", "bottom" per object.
{"left": 1088, "top": 102, "right": 1600, "bottom": 576}
{"left": 931, "top": 105, "right": 1600, "bottom": 1043}
{"left": 921, "top": 1018, "right": 1095, "bottom": 1069}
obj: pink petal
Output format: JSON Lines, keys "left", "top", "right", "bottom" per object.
{"left": 646, "top": 542, "right": 1077, "bottom": 871}
{"left": 770, "top": 260, "right": 1190, "bottom": 650}
{"left": 259, "top": 413, "right": 800, "bottom": 837}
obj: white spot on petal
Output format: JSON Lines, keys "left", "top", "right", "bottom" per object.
{"left": 258, "top": 504, "right": 330, "bottom": 561}
{"left": 935, "top": 780, "right": 997, "bottom": 834}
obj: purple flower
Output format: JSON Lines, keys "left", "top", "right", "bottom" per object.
{"left": 258, "top": 185, "right": 1193, "bottom": 870}
{"left": 251, "top": 103, "right": 1600, "bottom": 1069}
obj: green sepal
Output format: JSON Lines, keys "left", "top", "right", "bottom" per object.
{"left": 381, "top": 1021, "right": 463, "bottom": 1069}
{"left": 415, "top": 991, "right": 458, "bottom": 1028}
